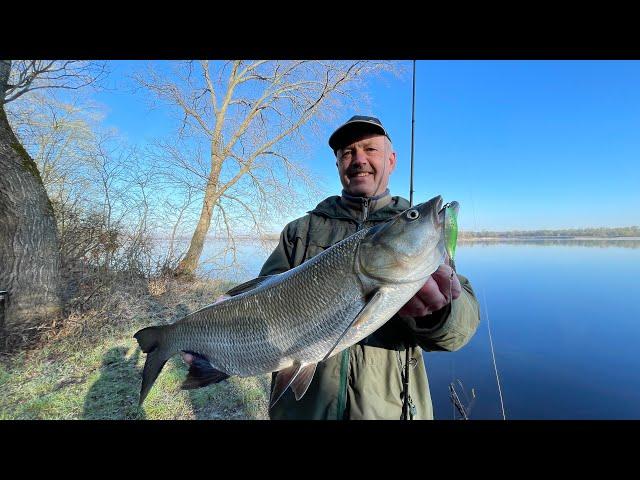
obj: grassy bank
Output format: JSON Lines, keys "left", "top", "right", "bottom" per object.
{"left": 0, "top": 276, "right": 270, "bottom": 420}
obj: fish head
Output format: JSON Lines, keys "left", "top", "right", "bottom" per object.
{"left": 359, "top": 195, "right": 454, "bottom": 284}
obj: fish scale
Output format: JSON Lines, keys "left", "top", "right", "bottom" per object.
{"left": 169, "top": 228, "right": 369, "bottom": 375}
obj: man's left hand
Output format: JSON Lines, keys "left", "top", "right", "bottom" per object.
{"left": 397, "top": 264, "right": 462, "bottom": 317}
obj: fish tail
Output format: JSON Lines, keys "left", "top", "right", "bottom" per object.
{"left": 134, "top": 325, "right": 172, "bottom": 405}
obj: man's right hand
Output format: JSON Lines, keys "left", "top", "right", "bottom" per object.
{"left": 397, "top": 264, "right": 461, "bottom": 317}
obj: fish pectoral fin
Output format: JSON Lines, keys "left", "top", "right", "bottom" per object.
{"left": 181, "top": 351, "right": 230, "bottom": 390}
{"left": 353, "top": 289, "right": 385, "bottom": 329}
{"left": 270, "top": 362, "right": 305, "bottom": 408}
{"left": 225, "top": 275, "right": 277, "bottom": 297}
{"left": 290, "top": 363, "right": 317, "bottom": 401}
{"left": 321, "top": 289, "right": 384, "bottom": 362}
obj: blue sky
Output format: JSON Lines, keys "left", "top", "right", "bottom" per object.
{"left": 93, "top": 60, "right": 640, "bottom": 231}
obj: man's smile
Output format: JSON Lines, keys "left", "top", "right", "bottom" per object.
{"left": 349, "top": 171, "right": 373, "bottom": 179}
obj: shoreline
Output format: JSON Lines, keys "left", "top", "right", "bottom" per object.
{"left": 459, "top": 236, "right": 640, "bottom": 242}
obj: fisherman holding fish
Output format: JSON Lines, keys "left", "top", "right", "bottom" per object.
{"left": 262, "top": 116, "right": 481, "bottom": 419}
{"left": 138, "top": 115, "right": 480, "bottom": 419}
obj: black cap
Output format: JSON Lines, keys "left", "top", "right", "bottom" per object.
{"left": 328, "top": 115, "right": 391, "bottom": 154}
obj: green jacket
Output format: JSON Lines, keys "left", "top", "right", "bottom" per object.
{"left": 259, "top": 194, "right": 480, "bottom": 420}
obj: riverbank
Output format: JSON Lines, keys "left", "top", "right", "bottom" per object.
{"left": 0, "top": 275, "right": 270, "bottom": 420}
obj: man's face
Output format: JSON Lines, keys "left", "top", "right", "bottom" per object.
{"left": 336, "top": 133, "right": 397, "bottom": 197}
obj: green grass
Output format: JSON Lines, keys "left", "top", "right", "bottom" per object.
{"left": 0, "top": 278, "right": 270, "bottom": 420}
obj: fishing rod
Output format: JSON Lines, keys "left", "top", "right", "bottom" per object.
{"left": 409, "top": 61, "right": 416, "bottom": 208}
{"left": 401, "top": 60, "right": 417, "bottom": 421}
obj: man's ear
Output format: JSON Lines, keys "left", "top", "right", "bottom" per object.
{"left": 389, "top": 152, "right": 397, "bottom": 172}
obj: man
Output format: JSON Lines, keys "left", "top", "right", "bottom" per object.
{"left": 260, "top": 115, "right": 480, "bottom": 419}
{"left": 184, "top": 115, "right": 480, "bottom": 419}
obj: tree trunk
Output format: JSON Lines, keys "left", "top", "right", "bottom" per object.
{"left": 175, "top": 178, "right": 218, "bottom": 277}
{"left": 0, "top": 61, "right": 62, "bottom": 335}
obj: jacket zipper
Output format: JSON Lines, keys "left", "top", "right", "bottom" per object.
{"left": 336, "top": 196, "right": 370, "bottom": 419}
{"left": 360, "top": 198, "right": 370, "bottom": 228}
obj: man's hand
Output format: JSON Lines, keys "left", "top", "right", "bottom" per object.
{"left": 181, "top": 294, "right": 230, "bottom": 366}
{"left": 397, "top": 264, "right": 461, "bottom": 317}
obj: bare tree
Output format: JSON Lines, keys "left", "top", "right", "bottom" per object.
{"left": 7, "top": 92, "right": 103, "bottom": 209}
{"left": 0, "top": 59, "right": 106, "bottom": 338}
{"left": 136, "top": 60, "right": 398, "bottom": 277}
{"left": 2, "top": 60, "right": 107, "bottom": 105}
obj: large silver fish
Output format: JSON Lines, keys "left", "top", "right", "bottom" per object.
{"left": 134, "top": 195, "right": 457, "bottom": 407}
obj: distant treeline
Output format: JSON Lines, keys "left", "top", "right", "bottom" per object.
{"left": 155, "top": 226, "right": 640, "bottom": 243}
{"left": 462, "top": 239, "right": 640, "bottom": 249}
{"left": 458, "top": 226, "right": 640, "bottom": 239}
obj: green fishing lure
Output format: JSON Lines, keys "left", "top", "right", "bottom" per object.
{"left": 443, "top": 201, "right": 459, "bottom": 269}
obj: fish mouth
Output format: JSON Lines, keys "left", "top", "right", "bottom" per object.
{"left": 439, "top": 200, "right": 459, "bottom": 215}
{"left": 435, "top": 199, "right": 459, "bottom": 226}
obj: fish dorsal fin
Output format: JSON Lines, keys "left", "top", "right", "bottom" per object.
{"left": 270, "top": 362, "right": 304, "bottom": 408}
{"left": 225, "top": 275, "right": 277, "bottom": 297}
{"left": 321, "top": 289, "right": 384, "bottom": 362}
{"left": 290, "top": 363, "right": 317, "bottom": 401}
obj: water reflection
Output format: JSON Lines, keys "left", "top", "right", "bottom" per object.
{"left": 427, "top": 242, "right": 640, "bottom": 419}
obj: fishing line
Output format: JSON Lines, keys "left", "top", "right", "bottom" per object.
{"left": 482, "top": 287, "right": 506, "bottom": 420}
{"left": 444, "top": 206, "right": 458, "bottom": 419}
{"left": 469, "top": 191, "right": 506, "bottom": 420}
{"left": 448, "top": 258, "right": 457, "bottom": 419}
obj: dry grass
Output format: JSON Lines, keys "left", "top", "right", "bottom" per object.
{"left": 0, "top": 274, "right": 270, "bottom": 420}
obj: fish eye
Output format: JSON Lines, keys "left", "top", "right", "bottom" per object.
{"left": 406, "top": 209, "right": 420, "bottom": 220}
